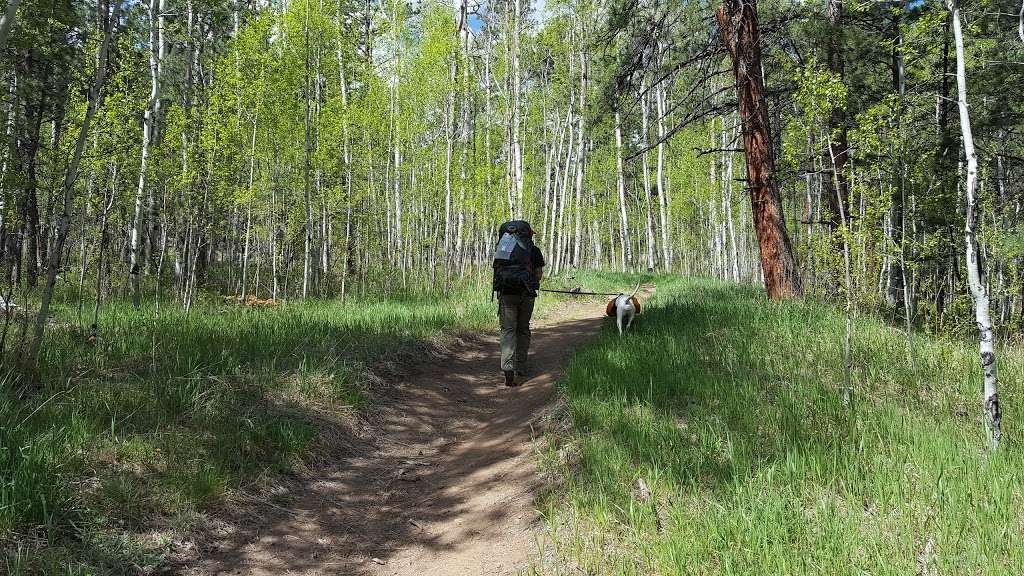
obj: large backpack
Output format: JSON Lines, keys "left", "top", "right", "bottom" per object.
{"left": 492, "top": 220, "right": 537, "bottom": 296}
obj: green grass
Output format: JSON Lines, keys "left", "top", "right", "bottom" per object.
{"left": 1, "top": 280, "right": 558, "bottom": 574}
{"left": 541, "top": 275, "right": 1024, "bottom": 575}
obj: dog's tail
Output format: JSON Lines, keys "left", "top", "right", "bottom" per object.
{"left": 629, "top": 282, "right": 642, "bottom": 315}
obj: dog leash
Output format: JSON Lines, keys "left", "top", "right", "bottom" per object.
{"left": 538, "top": 288, "right": 623, "bottom": 297}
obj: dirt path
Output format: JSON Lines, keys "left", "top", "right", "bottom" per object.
{"left": 183, "top": 298, "right": 604, "bottom": 576}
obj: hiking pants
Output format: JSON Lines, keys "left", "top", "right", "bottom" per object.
{"left": 499, "top": 294, "right": 535, "bottom": 372}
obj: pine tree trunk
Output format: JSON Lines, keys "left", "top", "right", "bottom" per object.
{"left": 716, "top": 0, "right": 800, "bottom": 299}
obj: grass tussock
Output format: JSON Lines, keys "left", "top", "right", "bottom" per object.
{"left": 1, "top": 284, "right": 516, "bottom": 574}
{"left": 541, "top": 275, "right": 1024, "bottom": 575}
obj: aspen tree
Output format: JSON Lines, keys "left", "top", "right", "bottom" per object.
{"left": 948, "top": 0, "right": 1001, "bottom": 449}
{"left": 129, "top": 0, "right": 165, "bottom": 308}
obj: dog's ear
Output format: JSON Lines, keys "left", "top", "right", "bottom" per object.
{"left": 606, "top": 299, "right": 616, "bottom": 317}
{"left": 630, "top": 297, "right": 641, "bottom": 314}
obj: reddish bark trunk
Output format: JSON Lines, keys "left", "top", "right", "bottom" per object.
{"left": 717, "top": 0, "right": 800, "bottom": 299}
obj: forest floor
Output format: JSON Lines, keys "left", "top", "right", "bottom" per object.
{"left": 178, "top": 292, "right": 620, "bottom": 576}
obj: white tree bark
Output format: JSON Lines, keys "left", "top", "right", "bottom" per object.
{"left": 456, "top": 0, "right": 470, "bottom": 274}
{"left": 26, "top": 1, "right": 119, "bottom": 368}
{"left": 336, "top": 9, "right": 353, "bottom": 299}
{"left": 0, "top": 0, "right": 18, "bottom": 53}
{"left": 443, "top": 54, "right": 455, "bottom": 274}
{"left": 509, "top": 0, "right": 524, "bottom": 216}
{"left": 1018, "top": 0, "right": 1023, "bottom": 43}
{"left": 723, "top": 117, "right": 739, "bottom": 281}
{"left": 640, "top": 82, "right": 656, "bottom": 271}
{"left": 614, "top": 109, "right": 630, "bottom": 272}
{"left": 129, "top": 0, "right": 165, "bottom": 308}
{"left": 826, "top": 128, "right": 854, "bottom": 406}
{"left": 950, "top": 0, "right": 1001, "bottom": 449}
{"left": 555, "top": 117, "right": 573, "bottom": 274}
{"left": 548, "top": 110, "right": 569, "bottom": 258}
{"left": 240, "top": 117, "right": 257, "bottom": 301}
{"left": 655, "top": 79, "right": 671, "bottom": 271}
{"left": 572, "top": 50, "right": 587, "bottom": 267}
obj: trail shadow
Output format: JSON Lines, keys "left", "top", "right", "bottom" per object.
{"left": 179, "top": 311, "right": 603, "bottom": 575}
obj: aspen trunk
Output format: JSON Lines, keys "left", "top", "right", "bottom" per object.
{"left": 443, "top": 55, "right": 455, "bottom": 276}
{"left": 548, "top": 110, "right": 568, "bottom": 258}
{"left": 555, "top": 120, "right": 573, "bottom": 274}
{"left": 240, "top": 116, "right": 256, "bottom": 301}
{"left": 655, "top": 80, "right": 671, "bottom": 271}
{"left": 302, "top": 3, "right": 314, "bottom": 298}
{"left": 390, "top": 0, "right": 404, "bottom": 284}
{"left": 129, "top": 0, "right": 165, "bottom": 308}
{"left": 93, "top": 172, "right": 115, "bottom": 331}
{"left": 25, "top": 1, "right": 119, "bottom": 370}
{"left": 270, "top": 178, "right": 279, "bottom": 301}
{"left": 614, "top": 109, "right": 630, "bottom": 272}
{"left": 1019, "top": 0, "right": 1023, "bottom": 43}
{"left": 823, "top": 0, "right": 850, "bottom": 231}
{"left": 0, "top": 0, "right": 18, "bottom": 52}
{"left": 456, "top": 2, "right": 470, "bottom": 274}
{"left": 949, "top": 0, "right": 1001, "bottom": 449}
{"left": 505, "top": 0, "right": 524, "bottom": 216}
{"left": 640, "top": 83, "right": 656, "bottom": 271}
{"left": 572, "top": 52, "right": 587, "bottom": 268}
{"left": 887, "top": 11, "right": 907, "bottom": 307}
{"left": 723, "top": 117, "right": 739, "bottom": 281}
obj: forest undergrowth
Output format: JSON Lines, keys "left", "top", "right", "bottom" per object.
{"left": 0, "top": 275, "right": 575, "bottom": 574}
{"left": 5, "top": 271, "right": 1023, "bottom": 574}
{"left": 541, "top": 274, "right": 1024, "bottom": 575}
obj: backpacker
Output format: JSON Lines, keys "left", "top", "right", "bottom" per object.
{"left": 492, "top": 220, "right": 537, "bottom": 296}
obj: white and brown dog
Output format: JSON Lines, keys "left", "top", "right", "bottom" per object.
{"left": 606, "top": 283, "right": 642, "bottom": 336}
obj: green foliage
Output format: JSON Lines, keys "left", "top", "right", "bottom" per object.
{"left": 543, "top": 274, "right": 1024, "bottom": 574}
{"left": 0, "top": 282, "right": 512, "bottom": 573}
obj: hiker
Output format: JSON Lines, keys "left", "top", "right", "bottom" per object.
{"left": 492, "top": 220, "right": 545, "bottom": 387}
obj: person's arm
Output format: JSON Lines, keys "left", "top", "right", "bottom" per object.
{"left": 532, "top": 246, "right": 546, "bottom": 284}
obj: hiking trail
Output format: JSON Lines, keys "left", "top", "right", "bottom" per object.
{"left": 181, "top": 296, "right": 608, "bottom": 576}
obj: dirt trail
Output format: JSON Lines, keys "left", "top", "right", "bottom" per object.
{"left": 183, "top": 298, "right": 604, "bottom": 576}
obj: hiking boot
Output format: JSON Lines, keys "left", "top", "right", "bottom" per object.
{"left": 515, "top": 369, "right": 528, "bottom": 380}
{"left": 503, "top": 370, "right": 517, "bottom": 387}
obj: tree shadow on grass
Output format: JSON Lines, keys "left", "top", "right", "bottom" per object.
{"left": 4, "top": 296, "right": 510, "bottom": 572}
{"left": 551, "top": 278, "right": 1024, "bottom": 573}
{"left": 558, "top": 280, "right": 890, "bottom": 507}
